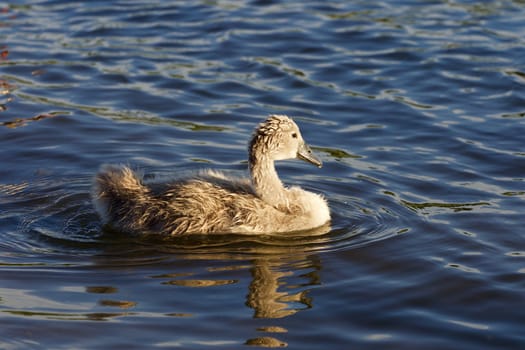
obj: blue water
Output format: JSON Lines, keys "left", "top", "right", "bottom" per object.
{"left": 1, "top": 1, "right": 524, "bottom": 349}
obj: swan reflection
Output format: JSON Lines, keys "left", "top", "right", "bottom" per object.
{"left": 246, "top": 257, "right": 317, "bottom": 319}
{"left": 87, "top": 229, "right": 329, "bottom": 347}
{"left": 150, "top": 230, "right": 328, "bottom": 320}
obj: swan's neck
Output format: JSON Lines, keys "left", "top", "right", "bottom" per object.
{"left": 250, "top": 153, "right": 288, "bottom": 208}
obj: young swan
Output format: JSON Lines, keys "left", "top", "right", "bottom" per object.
{"left": 92, "top": 115, "right": 330, "bottom": 235}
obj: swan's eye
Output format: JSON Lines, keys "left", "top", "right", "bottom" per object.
{"left": 291, "top": 133, "right": 297, "bottom": 139}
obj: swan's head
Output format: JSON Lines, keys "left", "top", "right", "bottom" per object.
{"left": 250, "top": 115, "right": 322, "bottom": 167}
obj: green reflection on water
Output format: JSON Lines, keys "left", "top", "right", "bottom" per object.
{"left": 2, "top": 310, "right": 134, "bottom": 321}
{"left": 401, "top": 200, "right": 490, "bottom": 213}
{"left": 314, "top": 147, "right": 360, "bottom": 160}
{"left": 13, "top": 92, "right": 229, "bottom": 131}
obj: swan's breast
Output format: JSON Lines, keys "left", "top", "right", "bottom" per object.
{"left": 287, "top": 186, "right": 330, "bottom": 228}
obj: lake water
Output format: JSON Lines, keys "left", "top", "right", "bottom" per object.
{"left": 1, "top": 1, "right": 524, "bottom": 349}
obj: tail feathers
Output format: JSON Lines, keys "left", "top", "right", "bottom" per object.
{"left": 92, "top": 164, "right": 149, "bottom": 225}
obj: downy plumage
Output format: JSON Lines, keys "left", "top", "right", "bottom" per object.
{"left": 92, "top": 115, "right": 330, "bottom": 235}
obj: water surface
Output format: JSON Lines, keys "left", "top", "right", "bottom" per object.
{"left": 1, "top": 1, "right": 524, "bottom": 349}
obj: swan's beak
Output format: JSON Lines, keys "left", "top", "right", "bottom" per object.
{"left": 297, "top": 142, "right": 323, "bottom": 168}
